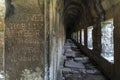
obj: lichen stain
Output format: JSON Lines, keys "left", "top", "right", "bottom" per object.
{"left": 20, "top": 67, "right": 43, "bottom": 80}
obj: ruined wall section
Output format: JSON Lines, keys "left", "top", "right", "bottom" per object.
{"left": 5, "top": 0, "right": 44, "bottom": 80}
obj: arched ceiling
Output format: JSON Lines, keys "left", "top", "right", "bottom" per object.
{"left": 57, "top": 0, "right": 106, "bottom": 30}
{"left": 63, "top": 2, "right": 83, "bottom": 28}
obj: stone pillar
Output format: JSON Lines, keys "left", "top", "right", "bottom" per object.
{"left": 44, "top": 0, "right": 50, "bottom": 80}
{"left": 93, "top": 22, "right": 102, "bottom": 54}
{"left": 5, "top": 0, "right": 44, "bottom": 80}
{"left": 76, "top": 31, "right": 78, "bottom": 43}
{"left": 80, "top": 29, "right": 82, "bottom": 44}
{"left": 80, "top": 30, "right": 81, "bottom": 44}
{"left": 84, "top": 28, "right": 88, "bottom": 47}
{"left": 78, "top": 30, "right": 80, "bottom": 43}
{"left": 114, "top": 4, "right": 120, "bottom": 80}
{"left": 0, "top": 0, "right": 5, "bottom": 79}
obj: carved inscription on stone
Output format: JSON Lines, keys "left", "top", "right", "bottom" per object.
{"left": 5, "top": 13, "right": 44, "bottom": 80}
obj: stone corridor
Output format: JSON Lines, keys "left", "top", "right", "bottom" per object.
{"left": 60, "top": 39, "right": 107, "bottom": 80}
{"left": 0, "top": 0, "right": 120, "bottom": 80}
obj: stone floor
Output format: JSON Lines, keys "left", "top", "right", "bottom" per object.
{"left": 60, "top": 39, "right": 108, "bottom": 80}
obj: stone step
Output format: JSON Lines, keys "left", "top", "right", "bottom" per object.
{"left": 65, "top": 76, "right": 82, "bottom": 80}
{"left": 64, "top": 52, "right": 83, "bottom": 58}
{"left": 64, "top": 46, "right": 71, "bottom": 49}
{"left": 71, "top": 68, "right": 86, "bottom": 74}
{"left": 85, "top": 74, "right": 107, "bottom": 80}
{"left": 62, "top": 67, "right": 87, "bottom": 73}
{"left": 66, "top": 48, "right": 74, "bottom": 52}
{"left": 62, "top": 77, "right": 65, "bottom": 80}
{"left": 61, "top": 39, "right": 107, "bottom": 80}
{"left": 64, "top": 73, "right": 83, "bottom": 80}
{"left": 64, "top": 52, "right": 76, "bottom": 57}
{"left": 71, "top": 46, "right": 78, "bottom": 48}
{"left": 86, "top": 69, "right": 101, "bottom": 75}
{"left": 65, "top": 50, "right": 80, "bottom": 53}
{"left": 74, "top": 57, "right": 90, "bottom": 63}
{"left": 64, "top": 73, "right": 106, "bottom": 80}
{"left": 64, "top": 45, "right": 71, "bottom": 48}
{"left": 71, "top": 48, "right": 80, "bottom": 51}
{"left": 84, "top": 63, "right": 96, "bottom": 69}
{"left": 62, "top": 68, "right": 72, "bottom": 72}
{"left": 64, "top": 59, "right": 85, "bottom": 69}
{"left": 74, "top": 57, "right": 89, "bottom": 61}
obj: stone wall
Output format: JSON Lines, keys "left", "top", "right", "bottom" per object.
{"left": 71, "top": 2, "right": 120, "bottom": 80}
{"left": 5, "top": 0, "right": 44, "bottom": 80}
{"left": 44, "top": 0, "right": 65, "bottom": 80}
{"left": 0, "top": 0, "right": 66, "bottom": 80}
{"left": 0, "top": 0, "right": 5, "bottom": 79}
{"left": 114, "top": 3, "right": 120, "bottom": 80}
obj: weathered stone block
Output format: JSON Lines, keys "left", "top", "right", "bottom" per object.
{"left": 5, "top": 0, "right": 44, "bottom": 80}
{"left": 65, "top": 59, "right": 85, "bottom": 69}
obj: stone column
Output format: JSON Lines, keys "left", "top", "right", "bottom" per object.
{"left": 0, "top": 0, "right": 5, "bottom": 79}
{"left": 80, "top": 30, "right": 81, "bottom": 44}
{"left": 114, "top": 4, "right": 120, "bottom": 80}
{"left": 84, "top": 28, "right": 88, "bottom": 47}
{"left": 5, "top": 0, "right": 44, "bottom": 80}
{"left": 76, "top": 31, "right": 78, "bottom": 43}
{"left": 44, "top": 0, "right": 50, "bottom": 80}
{"left": 93, "top": 22, "right": 102, "bottom": 55}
